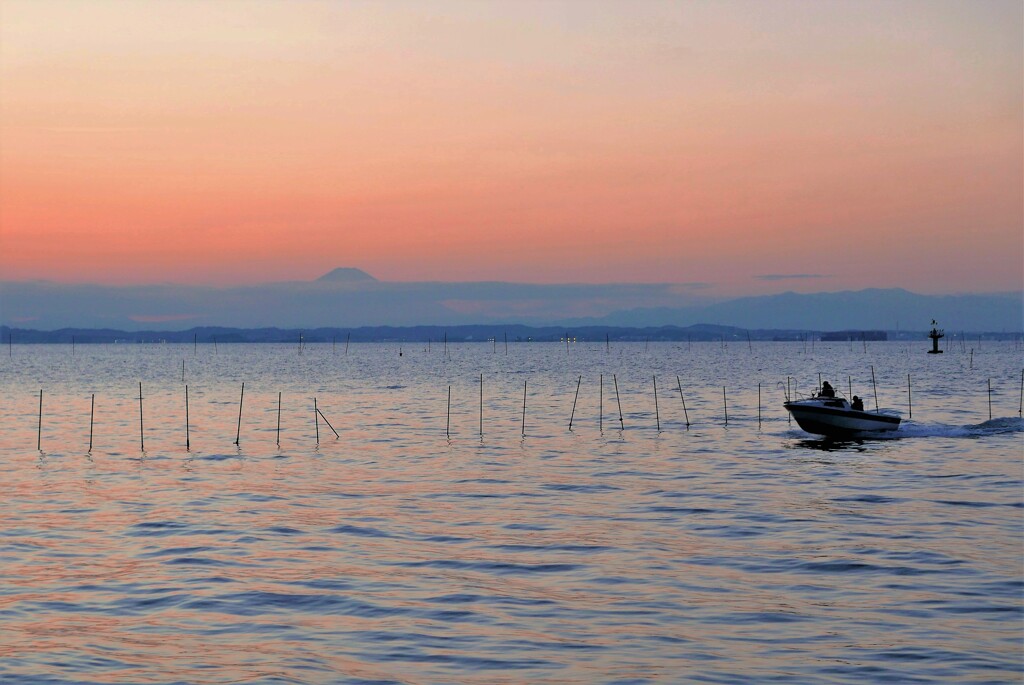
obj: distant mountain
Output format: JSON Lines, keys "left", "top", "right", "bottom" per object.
{"left": 0, "top": 270, "right": 1020, "bottom": 332}
{"left": 315, "top": 267, "right": 377, "bottom": 283}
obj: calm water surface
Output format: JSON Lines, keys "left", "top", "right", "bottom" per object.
{"left": 1, "top": 342, "right": 1021, "bottom": 684}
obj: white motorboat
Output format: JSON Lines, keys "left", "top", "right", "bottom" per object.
{"left": 784, "top": 395, "right": 901, "bottom": 438}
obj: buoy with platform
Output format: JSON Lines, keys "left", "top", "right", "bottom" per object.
{"left": 928, "top": 320, "right": 944, "bottom": 354}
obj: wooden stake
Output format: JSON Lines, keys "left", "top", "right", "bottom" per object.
{"left": 653, "top": 375, "right": 660, "bottom": 432}
{"left": 277, "top": 392, "right": 282, "bottom": 446}
{"left": 185, "top": 385, "right": 190, "bottom": 451}
{"left": 907, "top": 374, "right": 912, "bottom": 419}
{"left": 569, "top": 375, "right": 581, "bottom": 430}
{"left": 504, "top": 331, "right": 508, "bottom": 356}
{"left": 676, "top": 375, "right": 690, "bottom": 428}
{"left": 479, "top": 373, "right": 483, "bottom": 437}
{"left": 234, "top": 382, "right": 244, "bottom": 445}
{"left": 521, "top": 380, "right": 527, "bottom": 437}
{"left": 37, "top": 388, "right": 42, "bottom": 451}
{"left": 870, "top": 365, "right": 879, "bottom": 413}
{"left": 722, "top": 386, "right": 728, "bottom": 425}
{"left": 757, "top": 383, "right": 761, "bottom": 427}
{"left": 317, "top": 406, "right": 340, "bottom": 438}
{"left": 314, "top": 397, "right": 320, "bottom": 444}
{"left": 1018, "top": 369, "right": 1022, "bottom": 416}
{"left": 346, "top": 333, "right": 350, "bottom": 356}
{"left": 89, "top": 393, "right": 95, "bottom": 452}
{"left": 613, "top": 374, "right": 624, "bottom": 430}
{"left": 446, "top": 386, "right": 451, "bottom": 438}
{"left": 600, "top": 374, "right": 603, "bottom": 432}
{"left": 139, "top": 382, "right": 144, "bottom": 451}
{"left": 182, "top": 359, "right": 185, "bottom": 382}
{"left": 988, "top": 378, "right": 992, "bottom": 420}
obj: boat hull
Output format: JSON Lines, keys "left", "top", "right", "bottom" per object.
{"left": 784, "top": 401, "right": 901, "bottom": 438}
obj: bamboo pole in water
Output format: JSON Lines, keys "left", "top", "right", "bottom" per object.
{"left": 314, "top": 397, "right": 320, "bottom": 444}
{"left": 139, "top": 382, "right": 144, "bottom": 451}
{"left": 185, "top": 385, "right": 190, "bottom": 451}
{"left": 234, "top": 382, "right": 244, "bottom": 445}
{"left": 723, "top": 386, "right": 728, "bottom": 426}
{"left": 907, "top": 374, "right": 913, "bottom": 419}
{"left": 653, "top": 375, "right": 660, "bottom": 432}
{"left": 988, "top": 379, "right": 992, "bottom": 420}
{"left": 676, "top": 376, "right": 690, "bottom": 428}
{"left": 871, "top": 366, "right": 879, "bottom": 413}
{"left": 37, "top": 389, "right": 42, "bottom": 451}
{"left": 446, "top": 386, "right": 451, "bottom": 438}
{"left": 521, "top": 380, "right": 527, "bottom": 437}
{"left": 277, "top": 392, "right": 282, "bottom": 446}
{"left": 757, "top": 383, "right": 761, "bottom": 427}
{"left": 317, "top": 407, "right": 340, "bottom": 438}
{"left": 569, "top": 375, "right": 581, "bottom": 430}
{"left": 599, "top": 374, "right": 603, "bottom": 432}
{"left": 613, "top": 374, "right": 624, "bottom": 431}
{"left": 479, "top": 373, "right": 483, "bottom": 437}
{"left": 89, "top": 393, "right": 95, "bottom": 452}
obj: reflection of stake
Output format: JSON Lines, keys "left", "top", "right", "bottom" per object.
{"left": 613, "top": 374, "right": 624, "bottom": 431}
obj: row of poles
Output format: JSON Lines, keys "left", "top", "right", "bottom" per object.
{"left": 32, "top": 370, "right": 1024, "bottom": 452}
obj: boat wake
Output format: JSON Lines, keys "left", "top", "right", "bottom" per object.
{"left": 885, "top": 416, "right": 1024, "bottom": 440}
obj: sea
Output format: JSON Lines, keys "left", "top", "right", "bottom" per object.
{"left": 0, "top": 341, "right": 1021, "bottom": 684}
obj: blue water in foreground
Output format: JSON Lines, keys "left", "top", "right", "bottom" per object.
{"left": 0, "top": 342, "right": 1021, "bottom": 683}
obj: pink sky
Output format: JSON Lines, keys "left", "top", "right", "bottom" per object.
{"left": 1, "top": 0, "right": 1020, "bottom": 297}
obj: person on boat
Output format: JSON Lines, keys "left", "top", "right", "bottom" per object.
{"left": 819, "top": 381, "right": 835, "bottom": 398}
{"left": 851, "top": 396, "right": 864, "bottom": 411}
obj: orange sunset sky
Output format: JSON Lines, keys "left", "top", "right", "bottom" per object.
{"left": 0, "top": 0, "right": 1021, "bottom": 297}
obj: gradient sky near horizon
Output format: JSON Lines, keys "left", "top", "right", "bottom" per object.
{"left": 1, "top": 0, "right": 1021, "bottom": 297}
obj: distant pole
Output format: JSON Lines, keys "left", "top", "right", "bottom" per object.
{"left": 493, "top": 337, "right": 496, "bottom": 354}
{"left": 234, "top": 382, "right": 244, "bottom": 445}
{"left": 314, "top": 397, "right": 320, "bottom": 444}
{"left": 346, "top": 333, "right": 350, "bottom": 356}
{"left": 747, "top": 331, "right": 752, "bottom": 353}
{"left": 504, "top": 331, "right": 508, "bottom": 356}
{"left": 653, "top": 375, "right": 660, "bottom": 432}
{"left": 599, "top": 374, "right": 603, "bottom": 432}
{"left": 478, "top": 373, "right": 484, "bottom": 437}
{"left": 333, "top": 336, "right": 336, "bottom": 354}
{"left": 722, "top": 386, "right": 728, "bottom": 425}
{"left": 444, "top": 332, "right": 448, "bottom": 359}
{"left": 446, "top": 386, "right": 451, "bottom": 438}
{"left": 907, "top": 374, "right": 913, "bottom": 419}
{"left": 1019, "top": 369, "right": 1023, "bottom": 416}
{"left": 569, "top": 375, "right": 581, "bottom": 430}
{"left": 182, "top": 359, "right": 185, "bottom": 383}
{"left": 606, "top": 333, "right": 609, "bottom": 353}
{"left": 214, "top": 336, "right": 218, "bottom": 354}
{"left": 565, "top": 333, "right": 570, "bottom": 356}
{"left": 8, "top": 332, "right": 12, "bottom": 358}
{"left": 987, "top": 378, "right": 992, "bottom": 420}
{"left": 870, "top": 365, "right": 879, "bottom": 413}
{"left": 72, "top": 336, "right": 75, "bottom": 356}
{"left": 185, "top": 385, "right": 190, "bottom": 450}
{"left": 613, "top": 374, "right": 624, "bottom": 430}
{"left": 277, "top": 392, "right": 282, "bottom": 446}
{"left": 645, "top": 338, "right": 649, "bottom": 353}
{"left": 848, "top": 375, "right": 852, "bottom": 399}
{"left": 194, "top": 333, "right": 197, "bottom": 355}
{"left": 787, "top": 377, "right": 791, "bottom": 424}
{"left": 521, "top": 380, "right": 527, "bottom": 437}
{"left": 298, "top": 332, "right": 303, "bottom": 355}
{"left": 676, "top": 375, "right": 690, "bottom": 428}
{"left": 37, "top": 389, "right": 42, "bottom": 451}
{"left": 757, "top": 383, "right": 761, "bottom": 427}
{"left": 89, "top": 393, "right": 95, "bottom": 452}
{"left": 817, "top": 372, "right": 822, "bottom": 395}
{"left": 970, "top": 348, "right": 974, "bottom": 369}
{"left": 138, "top": 382, "right": 144, "bottom": 451}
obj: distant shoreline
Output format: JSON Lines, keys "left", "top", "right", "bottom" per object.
{"left": 2, "top": 324, "right": 1020, "bottom": 344}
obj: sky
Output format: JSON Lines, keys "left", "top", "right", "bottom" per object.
{"left": 0, "top": 0, "right": 1021, "bottom": 298}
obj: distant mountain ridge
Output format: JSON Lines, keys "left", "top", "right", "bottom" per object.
{"left": 1, "top": 268, "right": 1020, "bottom": 331}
